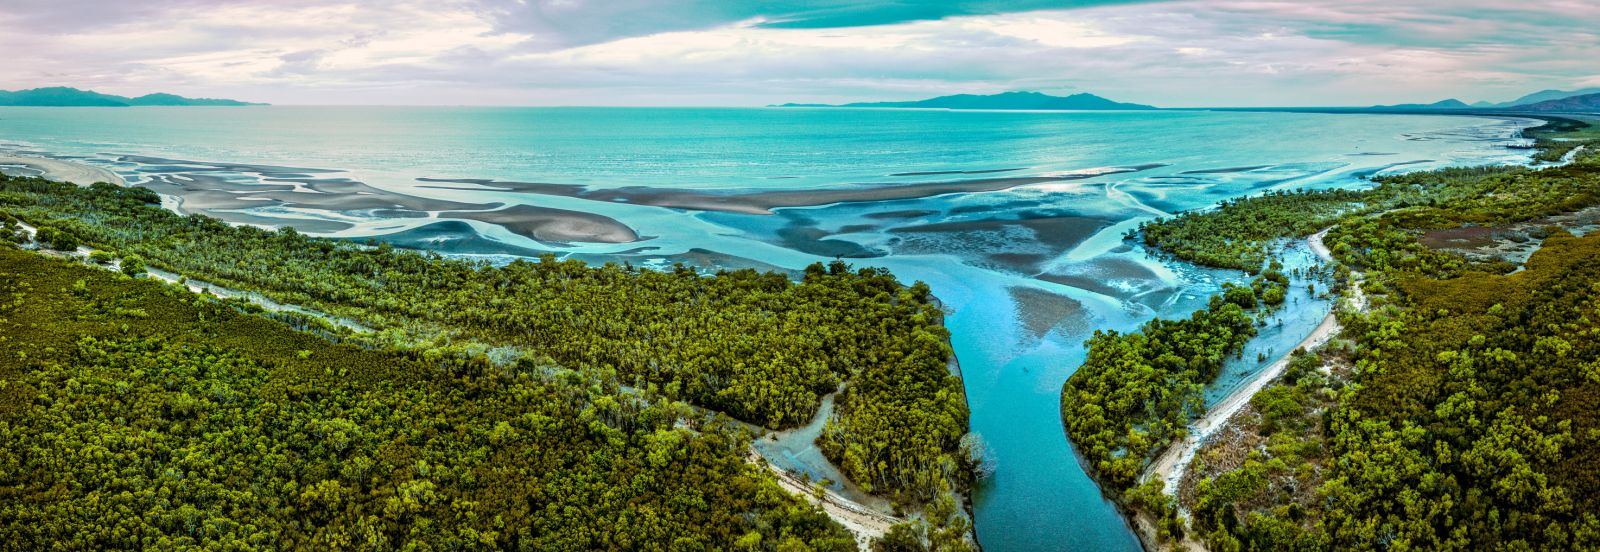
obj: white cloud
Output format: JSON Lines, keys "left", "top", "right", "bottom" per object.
{"left": 0, "top": 0, "right": 1594, "bottom": 106}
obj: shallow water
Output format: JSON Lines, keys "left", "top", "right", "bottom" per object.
{"left": 0, "top": 106, "right": 1534, "bottom": 551}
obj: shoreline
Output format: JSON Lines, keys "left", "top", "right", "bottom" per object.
{"left": 0, "top": 155, "right": 124, "bottom": 186}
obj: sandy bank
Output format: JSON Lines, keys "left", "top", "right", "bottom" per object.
{"left": 749, "top": 449, "right": 902, "bottom": 551}
{"left": 441, "top": 204, "right": 640, "bottom": 244}
{"left": 418, "top": 164, "right": 1166, "bottom": 215}
{"left": 0, "top": 155, "right": 124, "bottom": 187}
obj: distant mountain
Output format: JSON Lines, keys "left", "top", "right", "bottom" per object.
{"left": 1369, "top": 98, "right": 1471, "bottom": 110}
{"left": 1470, "top": 100, "right": 1495, "bottom": 108}
{"left": 1504, "top": 92, "right": 1600, "bottom": 112}
{"left": 1486, "top": 88, "right": 1600, "bottom": 108}
{"left": 0, "top": 87, "right": 264, "bottom": 107}
{"left": 775, "top": 91, "right": 1156, "bottom": 111}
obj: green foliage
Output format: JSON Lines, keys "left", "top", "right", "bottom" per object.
{"left": 33, "top": 224, "right": 81, "bottom": 251}
{"left": 1061, "top": 297, "right": 1257, "bottom": 490}
{"left": 1166, "top": 133, "right": 1600, "bottom": 550}
{"left": 120, "top": 253, "right": 146, "bottom": 277}
{"left": 0, "top": 173, "right": 969, "bottom": 506}
{"left": 1141, "top": 123, "right": 1600, "bottom": 273}
{"left": 0, "top": 247, "right": 855, "bottom": 551}
{"left": 1141, "top": 189, "right": 1363, "bottom": 272}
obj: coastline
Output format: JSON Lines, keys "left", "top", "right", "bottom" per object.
{"left": 2, "top": 108, "right": 1540, "bottom": 552}
{"left": 0, "top": 155, "right": 124, "bottom": 186}
{"left": 0, "top": 154, "right": 977, "bottom": 549}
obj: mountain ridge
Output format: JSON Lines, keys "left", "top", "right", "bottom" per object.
{"left": 773, "top": 91, "right": 1156, "bottom": 111}
{"left": 1505, "top": 92, "right": 1600, "bottom": 112}
{"left": 0, "top": 87, "right": 265, "bottom": 107}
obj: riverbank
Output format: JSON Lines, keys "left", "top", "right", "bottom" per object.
{"left": 1129, "top": 229, "right": 1365, "bottom": 551}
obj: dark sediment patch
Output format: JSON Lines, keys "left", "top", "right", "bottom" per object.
{"left": 416, "top": 164, "right": 1164, "bottom": 215}
{"left": 862, "top": 209, "right": 938, "bottom": 220}
{"left": 892, "top": 215, "right": 1115, "bottom": 273}
{"left": 949, "top": 199, "right": 1045, "bottom": 215}
{"left": 774, "top": 223, "right": 884, "bottom": 258}
{"left": 159, "top": 173, "right": 298, "bottom": 192}
{"left": 1179, "top": 165, "right": 1271, "bottom": 175}
{"left": 1008, "top": 287, "right": 1090, "bottom": 339}
{"left": 836, "top": 224, "right": 878, "bottom": 234}
{"left": 369, "top": 209, "right": 430, "bottom": 219}
{"left": 987, "top": 252, "right": 1050, "bottom": 274}
{"left": 1420, "top": 226, "right": 1498, "bottom": 249}
{"left": 889, "top": 168, "right": 1024, "bottom": 177}
{"left": 441, "top": 204, "right": 640, "bottom": 244}
{"left": 415, "top": 177, "right": 587, "bottom": 195}
{"left": 898, "top": 216, "right": 1114, "bottom": 252}
{"left": 119, "top": 154, "right": 344, "bottom": 175}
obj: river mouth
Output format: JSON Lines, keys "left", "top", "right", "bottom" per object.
{"left": 0, "top": 107, "right": 1539, "bottom": 551}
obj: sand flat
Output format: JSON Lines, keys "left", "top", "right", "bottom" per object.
{"left": 0, "top": 155, "right": 124, "bottom": 186}
{"left": 441, "top": 204, "right": 640, "bottom": 244}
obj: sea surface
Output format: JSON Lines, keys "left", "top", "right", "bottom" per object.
{"left": 0, "top": 106, "right": 1536, "bottom": 551}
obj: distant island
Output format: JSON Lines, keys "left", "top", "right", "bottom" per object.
{"left": 1370, "top": 87, "right": 1600, "bottom": 111}
{"left": 0, "top": 87, "right": 265, "bottom": 107}
{"left": 773, "top": 90, "right": 1156, "bottom": 111}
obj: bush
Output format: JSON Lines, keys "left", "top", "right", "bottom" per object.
{"left": 89, "top": 250, "right": 116, "bottom": 265}
{"left": 35, "top": 226, "right": 82, "bottom": 251}
{"left": 120, "top": 254, "right": 146, "bottom": 277}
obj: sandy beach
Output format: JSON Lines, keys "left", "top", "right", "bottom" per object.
{"left": 0, "top": 155, "right": 124, "bottom": 186}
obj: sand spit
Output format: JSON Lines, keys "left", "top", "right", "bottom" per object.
{"left": 441, "top": 204, "right": 641, "bottom": 244}
{"left": 0, "top": 155, "right": 124, "bottom": 186}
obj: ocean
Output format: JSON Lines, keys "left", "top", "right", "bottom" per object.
{"left": 0, "top": 106, "right": 1535, "bottom": 551}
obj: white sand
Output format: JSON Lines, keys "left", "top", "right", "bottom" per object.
{"left": 749, "top": 449, "right": 902, "bottom": 550}
{"left": 0, "top": 155, "right": 124, "bottom": 187}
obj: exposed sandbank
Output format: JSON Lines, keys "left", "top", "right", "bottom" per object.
{"left": 441, "top": 204, "right": 641, "bottom": 244}
{"left": 417, "top": 164, "right": 1166, "bottom": 215}
{"left": 119, "top": 157, "right": 640, "bottom": 244}
{"left": 0, "top": 155, "right": 124, "bottom": 186}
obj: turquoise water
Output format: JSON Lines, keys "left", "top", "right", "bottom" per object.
{"left": 0, "top": 107, "right": 1534, "bottom": 551}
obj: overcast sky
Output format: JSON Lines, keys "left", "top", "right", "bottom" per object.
{"left": 3, "top": 0, "right": 1597, "bottom": 106}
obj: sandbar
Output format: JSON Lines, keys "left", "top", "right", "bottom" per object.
{"left": 0, "top": 155, "right": 124, "bottom": 186}
{"left": 441, "top": 204, "right": 640, "bottom": 244}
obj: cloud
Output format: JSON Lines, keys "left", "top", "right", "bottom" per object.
{"left": 463, "top": 0, "right": 1157, "bottom": 49}
{"left": 0, "top": 0, "right": 1594, "bottom": 106}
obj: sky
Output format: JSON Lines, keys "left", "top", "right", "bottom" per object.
{"left": 2, "top": 0, "right": 1598, "bottom": 107}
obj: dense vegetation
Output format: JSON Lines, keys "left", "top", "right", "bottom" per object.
{"left": 1188, "top": 230, "right": 1600, "bottom": 551}
{"left": 1118, "top": 120, "right": 1600, "bottom": 550}
{"left": 1140, "top": 116, "right": 1600, "bottom": 273}
{"left": 0, "top": 174, "right": 970, "bottom": 507}
{"left": 0, "top": 246, "right": 856, "bottom": 550}
{"left": 1061, "top": 271, "right": 1286, "bottom": 491}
